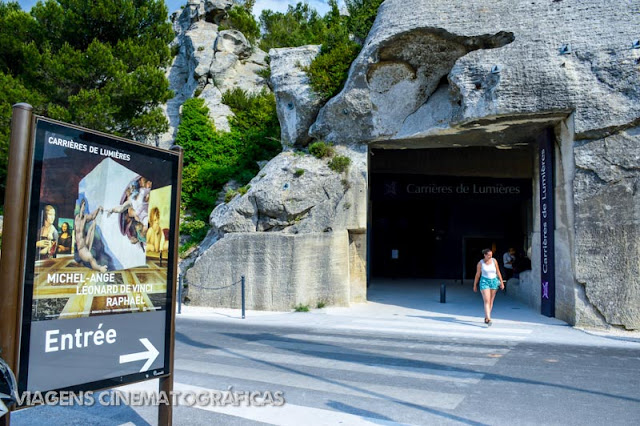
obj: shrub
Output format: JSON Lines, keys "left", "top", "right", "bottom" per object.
{"left": 304, "top": 39, "right": 360, "bottom": 100}
{"left": 294, "top": 304, "right": 310, "bottom": 312}
{"left": 225, "top": 189, "right": 238, "bottom": 203}
{"left": 316, "top": 301, "right": 326, "bottom": 309}
{"left": 176, "top": 89, "right": 280, "bottom": 223}
{"left": 309, "top": 141, "right": 334, "bottom": 159}
{"left": 180, "top": 219, "right": 208, "bottom": 242}
{"left": 345, "top": 0, "right": 385, "bottom": 44}
{"left": 238, "top": 184, "right": 251, "bottom": 195}
{"left": 328, "top": 155, "right": 351, "bottom": 173}
{"left": 178, "top": 241, "right": 197, "bottom": 257}
{"left": 300, "top": 0, "right": 384, "bottom": 101}
{"left": 257, "top": 67, "right": 271, "bottom": 80}
{"left": 294, "top": 168, "right": 305, "bottom": 177}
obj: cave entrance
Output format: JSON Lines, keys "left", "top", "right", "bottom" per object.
{"left": 367, "top": 144, "right": 535, "bottom": 285}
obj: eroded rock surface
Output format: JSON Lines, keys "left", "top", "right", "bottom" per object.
{"left": 160, "top": 0, "right": 267, "bottom": 147}
{"left": 574, "top": 128, "right": 640, "bottom": 330}
{"left": 310, "top": 0, "right": 640, "bottom": 144}
{"left": 181, "top": 0, "right": 640, "bottom": 324}
{"left": 210, "top": 146, "right": 367, "bottom": 236}
{"left": 269, "top": 45, "right": 323, "bottom": 147}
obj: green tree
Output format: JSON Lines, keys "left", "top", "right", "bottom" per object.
{"left": 221, "top": 4, "right": 260, "bottom": 45}
{"left": 176, "top": 90, "right": 280, "bottom": 223}
{"left": 257, "top": 0, "right": 383, "bottom": 102}
{"left": 0, "top": 72, "right": 45, "bottom": 196}
{"left": 0, "top": 0, "right": 175, "bottom": 199}
{"left": 259, "top": 2, "right": 329, "bottom": 51}
{"left": 345, "top": 0, "right": 384, "bottom": 44}
{"left": 302, "top": 0, "right": 384, "bottom": 101}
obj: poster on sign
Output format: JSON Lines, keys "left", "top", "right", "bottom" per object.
{"left": 18, "top": 118, "right": 180, "bottom": 394}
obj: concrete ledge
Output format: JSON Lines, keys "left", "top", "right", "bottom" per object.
{"left": 185, "top": 231, "right": 350, "bottom": 310}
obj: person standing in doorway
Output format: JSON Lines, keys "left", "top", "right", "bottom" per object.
{"left": 473, "top": 248, "right": 505, "bottom": 326}
{"left": 503, "top": 247, "right": 516, "bottom": 280}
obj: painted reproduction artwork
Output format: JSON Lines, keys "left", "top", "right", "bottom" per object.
{"left": 29, "top": 121, "right": 177, "bottom": 321}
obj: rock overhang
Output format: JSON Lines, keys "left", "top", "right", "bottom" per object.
{"left": 310, "top": 0, "right": 640, "bottom": 145}
{"left": 371, "top": 111, "right": 569, "bottom": 149}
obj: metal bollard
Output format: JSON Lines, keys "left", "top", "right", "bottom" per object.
{"left": 178, "top": 274, "right": 183, "bottom": 314}
{"left": 241, "top": 276, "right": 246, "bottom": 319}
{"left": 440, "top": 283, "right": 446, "bottom": 303}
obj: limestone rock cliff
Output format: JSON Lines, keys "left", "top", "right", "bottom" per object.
{"left": 182, "top": 0, "right": 640, "bottom": 326}
{"left": 159, "top": 0, "right": 268, "bottom": 148}
{"left": 309, "top": 0, "right": 640, "bottom": 144}
{"left": 269, "top": 45, "right": 323, "bottom": 147}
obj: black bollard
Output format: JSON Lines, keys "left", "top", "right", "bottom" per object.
{"left": 241, "top": 275, "right": 246, "bottom": 319}
{"left": 178, "top": 274, "right": 183, "bottom": 314}
{"left": 440, "top": 283, "right": 446, "bottom": 303}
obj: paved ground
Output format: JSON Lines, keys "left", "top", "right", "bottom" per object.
{"left": 10, "top": 279, "right": 640, "bottom": 425}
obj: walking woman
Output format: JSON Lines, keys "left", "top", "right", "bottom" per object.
{"left": 473, "top": 248, "right": 505, "bottom": 326}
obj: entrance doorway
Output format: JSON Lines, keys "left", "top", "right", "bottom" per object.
{"left": 368, "top": 147, "right": 533, "bottom": 282}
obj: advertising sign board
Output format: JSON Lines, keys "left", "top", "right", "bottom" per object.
{"left": 17, "top": 117, "right": 180, "bottom": 394}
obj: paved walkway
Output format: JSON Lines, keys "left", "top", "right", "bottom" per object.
{"left": 180, "top": 278, "right": 640, "bottom": 349}
{"left": 12, "top": 279, "right": 640, "bottom": 425}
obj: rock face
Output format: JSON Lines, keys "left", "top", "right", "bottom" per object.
{"left": 269, "top": 45, "right": 323, "bottom": 147}
{"left": 186, "top": 145, "right": 368, "bottom": 310}
{"left": 159, "top": 0, "right": 268, "bottom": 148}
{"left": 309, "top": 0, "right": 640, "bottom": 328}
{"left": 574, "top": 128, "right": 640, "bottom": 329}
{"left": 310, "top": 0, "right": 640, "bottom": 144}
{"left": 171, "top": 0, "right": 235, "bottom": 33}
{"left": 209, "top": 146, "right": 366, "bottom": 236}
{"left": 184, "top": 0, "right": 640, "bottom": 327}
{"left": 186, "top": 231, "right": 352, "bottom": 310}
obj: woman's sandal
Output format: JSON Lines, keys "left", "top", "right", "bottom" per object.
{"left": 484, "top": 318, "right": 492, "bottom": 326}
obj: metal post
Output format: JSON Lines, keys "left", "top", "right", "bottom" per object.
{"left": 241, "top": 276, "right": 246, "bottom": 319}
{"left": 178, "top": 274, "right": 182, "bottom": 314}
{"left": 158, "top": 144, "right": 183, "bottom": 426}
{"left": 440, "top": 283, "right": 446, "bottom": 303}
{"left": 0, "top": 104, "right": 34, "bottom": 426}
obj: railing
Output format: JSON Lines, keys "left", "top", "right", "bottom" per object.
{"left": 176, "top": 274, "right": 246, "bottom": 319}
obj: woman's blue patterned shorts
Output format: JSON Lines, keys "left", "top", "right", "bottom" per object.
{"left": 479, "top": 276, "right": 500, "bottom": 290}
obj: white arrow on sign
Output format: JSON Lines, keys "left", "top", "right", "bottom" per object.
{"left": 119, "top": 338, "right": 159, "bottom": 372}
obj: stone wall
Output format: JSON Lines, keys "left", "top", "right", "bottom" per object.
{"left": 185, "top": 145, "right": 368, "bottom": 310}
{"left": 186, "top": 231, "right": 351, "bottom": 310}
{"left": 573, "top": 127, "right": 640, "bottom": 330}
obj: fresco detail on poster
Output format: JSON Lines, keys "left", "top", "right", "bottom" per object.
{"left": 31, "top": 127, "right": 174, "bottom": 320}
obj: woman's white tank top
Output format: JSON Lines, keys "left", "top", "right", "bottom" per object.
{"left": 481, "top": 259, "right": 497, "bottom": 279}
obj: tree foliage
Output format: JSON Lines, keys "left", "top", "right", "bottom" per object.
{"left": 0, "top": 0, "right": 174, "bottom": 198}
{"left": 220, "top": 4, "right": 260, "bottom": 45}
{"left": 345, "top": 0, "right": 384, "bottom": 44}
{"left": 257, "top": 0, "right": 384, "bottom": 101}
{"left": 176, "top": 90, "right": 280, "bottom": 223}
{"left": 305, "top": 0, "right": 384, "bottom": 100}
{"left": 258, "top": 3, "right": 330, "bottom": 51}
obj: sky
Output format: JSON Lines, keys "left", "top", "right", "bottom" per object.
{"left": 16, "top": 1, "right": 337, "bottom": 17}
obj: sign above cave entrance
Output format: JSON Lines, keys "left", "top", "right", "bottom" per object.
{"left": 371, "top": 175, "right": 532, "bottom": 201}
